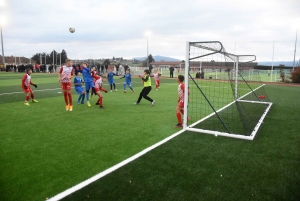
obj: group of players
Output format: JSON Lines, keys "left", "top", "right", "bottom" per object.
{"left": 21, "top": 59, "right": 187, "bottom": 127}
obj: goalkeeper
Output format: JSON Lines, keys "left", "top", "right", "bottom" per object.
{"left": 22, "top": 68, "right": 38, "bottom": 106}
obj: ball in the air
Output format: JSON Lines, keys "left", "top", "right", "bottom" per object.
{"left": 69, "top": 27, "right": 75, "bottom": 33}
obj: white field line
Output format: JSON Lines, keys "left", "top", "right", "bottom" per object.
{"left": 0, "top": 81, "right": 234, "bottom": 96}
{"left": 47, "top": 129, "right": 186, "bottom": 201}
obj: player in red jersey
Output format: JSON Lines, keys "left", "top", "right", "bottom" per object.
{"left": 94, "top": 75, "right": 107, "bottom": 109}
{"left": 58, "top": 59, "right": 75, "bottom": 111}
{"left": 175, "top": 75, "right": 190, "bottom": 128}
{"left": 22, "top": 68, "right": 38, "bottom": 106}
{"left": 150, "top": 69, "right": 161, "bottom": 90}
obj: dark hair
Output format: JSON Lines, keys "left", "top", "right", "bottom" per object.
{"left": 75, "top": 71, "right": 80, "bottom": 75}
{"left": 178, "top": 75, "right": 184, "bottom": 82}
{"left": 144, "top": 69, "right": 150, "bottom": 74}
{"left": 26, "top": 68, "right": 32, "bottom": 73}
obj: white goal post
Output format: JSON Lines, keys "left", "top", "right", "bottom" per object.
{"left": 183, "top": 41, "right": 272, "bottom": 140}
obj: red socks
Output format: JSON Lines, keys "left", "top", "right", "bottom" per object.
{"left": 26, "top": 95, "right": 29, "bottom": 102}
{"left": 176, "top": 112, "right": 182, "bottom": 124}
{"left": 64, "top": 92, "right": 68, "bottom": 105}
{"left": 100, "top": 97, "right": 103, "bottom": 106}
{"left": 31, "top": 93, "right": 34, "bottom": 99}
{"left": 67, "top": 92, "right": 72, "bottom": 106}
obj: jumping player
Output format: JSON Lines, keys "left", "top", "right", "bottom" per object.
{"left": 134, "top": 69, "right": 155, "bottom": 106}
{"left": 58, "top": 59, "right": 74, "bottom": 111}
{"left": 175, "top": 75, "right": 190, "bottom": 128}
{"left": 107, "top": 67, "right": 118, "bottom": 92}
{"left": 150, "top": 69, "right": 161, "bottom": 90}
{"left": 77, "top": 62, "right": 96, "bottom": 107}
{"left": 120, "top": 69, "right": 134, "bottom": 93}
{"left": 74, "top": 71, "right": 86, "bottom": 104}
{"left": 22, "top": 68, "right": 38, "bottom": 106}
{"left": 94, "top": 75, "right": 108, "bottom": 109}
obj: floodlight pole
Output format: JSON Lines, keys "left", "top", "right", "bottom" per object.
{"left": 293, "top": 30, "right": 297, "bottom": 71}
{"left": 147, "top": 36, "right": 149, "bottom": 69}
{"left": 1, "top": 26, "right": 5, "bottom": 69}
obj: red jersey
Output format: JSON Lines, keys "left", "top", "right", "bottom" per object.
{"left": 91, "top": 71, "right": 99, "bottom": 79}
{"left": 153, "top": 73, "right": 160, "bottom": 81}
{"left": 59, "top": 65, "right": 74, "bottom": 83}
{"left": 22, "top": 73, "right": 33, "bottom": 87}
{"left": 178, "top": 83, "right": 185, "bottom": 102}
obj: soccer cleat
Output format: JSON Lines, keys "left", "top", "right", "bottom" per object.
{"left": 66, "top": 105, "right": 69, "bottom": 111}
{"left": 132, "top": 90, "right": 134, "bottom": 93}
{"left": 24, "top": 102, "right": 30, "bottom": 106}
{"left": 69, "top": 106, "right": 73, "bottom": 111}
{"left": 124, "top": 90, "right": 126, "bottom": 93}
{"left": 100, "top": 106, "right": 105, "bottom": 109}
{"left": 151, "top": 100, "right": 156, "bottom": 107}
{"left": 87, "top": 101, "right": 91, "bottom": 107}
{"left": 110, "top": 90, "right": 112, "bottom": 92}
{"left": 77, "top": 101, "right": 80, "bottom": 105}
{"left": 134, "top": 102, "right": 139, "bottom": 105}
{"left": 95, "top": 102, "right": 100, "bottom": 105}
{"left": 32, "top": 99, "right": 38, "bottom": 103}
{"left": 174, "top": 123, "right": 183, "bottom": 128}
{"left": 115, "top": 89, "right": 118, "bottom": 91}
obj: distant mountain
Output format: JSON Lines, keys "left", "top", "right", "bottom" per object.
{"left": 258, "top": 61, "right": 297, "bottom": 67}
{"left": 133, "top": 55, "right": 181, "bottom": 62}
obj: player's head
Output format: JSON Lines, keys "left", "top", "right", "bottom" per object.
{"left": 65, "top": 59, "right": 73, "bottom": 67}
{"left": 126, "top": 69, "right": 130, "bottom": 74}
{"left": 81, "top": 62, "right": 88, "bottom": 68}
{"left": 91, "top": 66, "right": 96, "bottom": 71}
{"left": 26, "top": 68, "right": 32, "bottom": 75}
{"left": 101, "top": 75, "right": 107, "bottom": 82}
{"left": 177, "top": 75, "right": 184, "bottom": 83}
{"left": 144, "top": 69, "right": 150, "bottom": 75}
{"left": 109, "top": 67, "right": 113, "bottom": 72}
{"left": 75, "top": 71, "right": 81, "bottom": 76}
{"left": 154, "top": 69, "right": 157, "bottom": 73}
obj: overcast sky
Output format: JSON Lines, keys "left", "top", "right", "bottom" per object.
{"left": 1, "top": 0, "right": 300, "bottom": 61}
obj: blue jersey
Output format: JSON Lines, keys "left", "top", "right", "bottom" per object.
{"left": 74, "top": 76, "right": 83, "bottom": 88}
{"left": 107, "top": 72, "right": 117, "bottom": 83}
{"left": 78, "top": 68, "right": 93, "bottom": 82}
{"left": 121, "top": 74, "right": 132, "bottom": 83}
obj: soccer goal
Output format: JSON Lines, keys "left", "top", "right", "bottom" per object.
{"left": 183, "top": 41, "right": 272, "bottom": 140}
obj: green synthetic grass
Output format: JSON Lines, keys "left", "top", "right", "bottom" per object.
{"left": 63, "top": 84, "right": 300, "bottom": 201}
{"left": 0, "top": 72, "right": 299, "bottom": 201}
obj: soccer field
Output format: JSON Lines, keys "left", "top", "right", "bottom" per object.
{"left": 0, "top": 72, "right": 300, "bottom": 201}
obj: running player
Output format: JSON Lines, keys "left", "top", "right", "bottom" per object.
{"left": 150, "top": 69, "right": 161, "bottom": 90}
{"left": 120, "top": 69, "right": 134, "bottom": 93}
{"left": 94, "top": 75, "right": 108, "bottom": 109}
{"left": 22, "top": 68, "right": 38, "bottom": 106}
{"left": 58, "top": 59, "right": 74, "bottom": 111}
{"left": 134, "top": 69, "right": 155, "bottom": 106}
{"left": 74, "top": 71, "right": 86, "bottom": 104}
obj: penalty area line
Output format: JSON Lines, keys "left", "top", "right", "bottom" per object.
{"left": 47, "top": 129, "right": 186, "bottom": 201}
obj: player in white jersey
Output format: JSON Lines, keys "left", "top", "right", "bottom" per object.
{"left": 175, "top": 75, "right": 190, "bottom": 128}
{"left": 58, "top": 59, "right": 74, "bottom": 111}
{"left": 22, "top": 68, "right": 38, "bottom": 106}
{"left": 94, "top": 76, "right": 107, "bottom": 109}
{"left": 150, "top": 69, "right": 161, "bottom": 90}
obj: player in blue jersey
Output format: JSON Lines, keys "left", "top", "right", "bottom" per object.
{"left": 77, "top": 62, "right": 96, "bottom": 107}
{"left": 74, "top": 71, "right": 86, "bottom": 104}
{"left": 120, "top": 69, "right": 134, "bottom": 93}
{"left": 107, "top": 67, "right": 118, "bottom": 92}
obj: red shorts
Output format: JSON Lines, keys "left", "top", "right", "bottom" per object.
{"left": 155, "top": 80, "right": 160, "bottom": 85}
{"left": 22, "top": 86, "right": 32, "bottom": 93}
{"left": 61, "top": 83, "right": 71, "bottom": 90}
{"left": 94, "top": 88, "right": 100, "bottom": 92}
{"left": 177, "top": 101, "right": 184, "bottom": 108}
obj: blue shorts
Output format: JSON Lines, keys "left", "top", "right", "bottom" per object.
{"left": 124, "top": 81, "right": 132, "bottom": 86}
{"left": 75, "top": 87, "right": 85, "bottom": 95}
{"left": 85, "top": 81, "right": 94, "bottom": 90}
{"left": 108, "top": 80, "right": 115, "bottom": 85}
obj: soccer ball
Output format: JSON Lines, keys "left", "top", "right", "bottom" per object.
{"left": 69, "top": 27, "right": 75, "bottom": 33}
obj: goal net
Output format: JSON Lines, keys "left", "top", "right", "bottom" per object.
{"left": 183, "top": 41, "right": 272, "bottom": 140}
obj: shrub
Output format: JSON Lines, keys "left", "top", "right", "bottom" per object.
{"left": 290, "top": 67, "right": 300, "bottom": 83}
